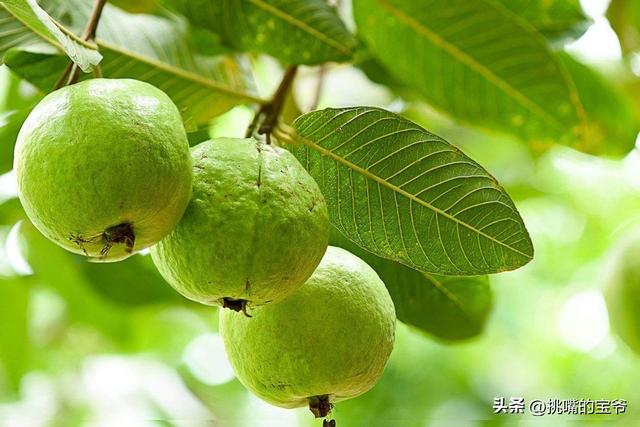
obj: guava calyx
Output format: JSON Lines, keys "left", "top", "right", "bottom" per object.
{"left": 309, "top": 395, "right": 332, "bottom": 418}
{"left": 222, "top": 298, "right": 252, "bottom": 317}
{"left": 70, "top": 221, "right": 136, "bottom": 260}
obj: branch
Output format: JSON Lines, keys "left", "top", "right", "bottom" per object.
{"left": 54, "top": 0, "right": 107, "bottom": 89}
{"left": 246, "top": 65, "right": 299, "bottom": 143}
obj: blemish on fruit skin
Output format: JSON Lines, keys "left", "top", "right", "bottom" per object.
{"left": 309, "top": 394, "right": 332, "bottom": 418}
{"left": 67, "top": 222, "right": 135, "bottom": 259}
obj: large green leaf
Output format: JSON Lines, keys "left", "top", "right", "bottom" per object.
{"left": 161, "top": 0, "right": 357, "bottom": 65}
{"left": 353, "top": 0, "right": 587, "bottom": 148}
{"left": 0, "top": 0, "right": 101, "bottom": 71}
{"left": 494, "top": 0, "right": 589, "bottom": 41}
{"left": 4, "top": 0, "right": 263, "bottom": 128}
{"left": 0, "top": 276, "right": 29, "bottom": 395}
{"left": 21, "top": 221, "right": 130, "bottom": 342}
{"left": 278, "top": 107, "right": 534, "bottom": 275}
{"left": 608, "top": 0, "right": 640, "bottom": 53}
{"left": 330, "top": 228, "right": 492, "bottom": 341}
{"left": 76, "top": 254, "right": 183, "bottom": 307}
{"left": 559, "top": 53, "right": 640, "bottom": 156}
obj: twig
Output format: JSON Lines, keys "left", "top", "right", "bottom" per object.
{"left": 54, "top": 0, "right": 107, "bottom": 89}
{"left": 246, "top": 65, "right": 299, "bottom": 143}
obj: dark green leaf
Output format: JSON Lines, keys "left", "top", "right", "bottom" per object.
{"left": 5, "top": 0, "right": 264, "bottom": 129}
{"left": 353, "top": 0, "right": 588, "bottom": 147}
{"left": 279, "top": 107, "right": 534, "bottom": 275}
{"left": 494, "top": 0, "right": 590, "bottom": 42}
{"left": 0, "top": 276, "right": 29, "bottom": 395}
{"left": 21, "top": 222, "right": 130, "bottom": 342}
{"left": 0, "top": 0, "right": 101, "bottom": 71}
{"left": 76, "top": 254, "right": 183, "bottom": 307}
{"left": 187, "top": 127, "right": 211, "bottom": 147}
{"left": 330, "top": 228, "right": 492, "bottom": 341}
{"left": 558, "top": 52, "right": 640, "bottom": 156}
{"left": 161, "top": 0, "right": 357, "bottom": 65}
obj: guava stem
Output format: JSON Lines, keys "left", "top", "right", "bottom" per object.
{"left": 245, "top": 65, "right": 299, "bottom": 142}
{"left": 54, "top": 0, "right": 107, "bottom": 89}
{"left": 222, "top": 298, "right": 252, "bottom": 317}
{"left": 309, "top": 395, "right": 332, "bottom": 418}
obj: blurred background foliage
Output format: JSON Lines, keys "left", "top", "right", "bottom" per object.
{"left": 1, "top": 0, "right": 640, "bottom": 426}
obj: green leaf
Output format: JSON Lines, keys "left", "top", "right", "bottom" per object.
{"left": 0, "top": 69, "right": 40, "bottom": 174}
{"left": 558, "top": 52, "right": 640, "bottom": 156}
{"left": 76, "top": 254, "right": 183, "bottom": 307}
{"left": 4, "top": 0, "right": 264, "bottom": 128}
{"left": 0, "top": 107, "right": 32, "bottom": 174}
{"left": 0, "top": 277, "right": 29, "bottom": 395}
{"left": 493, "top": 0, "right": 589, "bottom": 41}
{"left": 187, "top": 127, "right": 211, "bottom": 147}
{"left": 0, "top": 199, "right": 26, "bottom": 226}
{"left": 330, "top": 228, "right": 492, "bottom": 341}
{"left": 21, "top": 221, "right": 130, "bottom": 342}
{"left": 109, "top": 0, "right": 158, "bottom": 13}
{"left": 279, "top": 107, "right": 534, "bottom": 275}
{"left": 608, "top": 0, "right": 640, "bottom": 53}
{"left": 0, "top": 0, "right": 101, "bottom": 71}
{"left": 161, "top": 0, "right": 357, "bottom": 65}
{"left": 353, "top": 0, "right": 587, "bottom": 147}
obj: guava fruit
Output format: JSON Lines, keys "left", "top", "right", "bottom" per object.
{"left": 219, "top": 246, "right": 396, "bottom": 417}
{"left": 605, "top": 233, "right": 640, "bottom": 354}
{"left": 14, "top": 78, "right": 192, "bottom": 262}
{"left": 151, "top": 137, "right": 329, "bottom": 310}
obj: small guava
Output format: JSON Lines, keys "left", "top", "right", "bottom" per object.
{"left": 151, "top": 137, "right": 329, "bottom": 310}
{"left": 14, "top": 78, "right": 192, "bottom": 262}
{"left": 219, "top": 246, "right": 396, "bottom": 417}
{"left": 605, "top": 232, "right": 640, "bottom": 354}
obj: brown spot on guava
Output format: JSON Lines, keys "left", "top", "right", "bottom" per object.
{"left": 101, "top": 222, "right": 135, "bottom": 256}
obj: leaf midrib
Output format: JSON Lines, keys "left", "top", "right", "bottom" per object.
{"left": 0, "top": 2, "right": 61, "bottom": 50}
{"left": 423, "top": 273, "right": 470, "bottom": 320}
{"left": 97, "top": 39, "right": 266, "bottom": 104}
{"left": 290, "top": 128, "right": 533, "bottom": 261}
{"left": 249, "top": 0, "right": 353, "bottom": 56}
{"left": 0, "top": 1, "right": 97, "bottom": 49}
{"left": 374, "top": 0, "right": 567, "bottom": 132}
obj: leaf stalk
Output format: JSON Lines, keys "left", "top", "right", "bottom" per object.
{"left": 246, "top": 65, "right": 299, "bottom": 143}
{"left": 54, "top": 0, "right": 107, "bottom": 89}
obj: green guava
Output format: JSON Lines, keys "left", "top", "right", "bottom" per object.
{"left": 151, "top": 137, "right": 329, "bottom": 310}
{"left": 14, "top": 78, "right": 192, "bottom": 262}
{"left": 219, "top": 246, "right": 396, "bottom": 417}
{"left": 605, "top": 233, "right": 640, "bottom": 354}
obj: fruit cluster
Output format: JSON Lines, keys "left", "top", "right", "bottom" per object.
{"left": 14, "top": 78, "right": 396, "bottom": 421}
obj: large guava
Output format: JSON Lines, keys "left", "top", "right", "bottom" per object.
{"left": 219, "top": 246, "right": 396, "bottom": 417}
{"left": 605, "top": 232, "right": 640, "bottom": 354}
{"left": 151, "top": 137, "right": 329, "bottom": 310}
{"left": 14, "top": 78, "right": 192, "bottom": 262}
